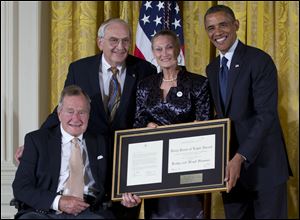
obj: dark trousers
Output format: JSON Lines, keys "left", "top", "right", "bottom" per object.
{"left": 222, "top": 181, "right": 288, "bottom": 219}
{"left": 17, "top": 208, "right": 115, "bottom": 219}
{"left": 110, "top": 202, "right": 140, "bottom": 219}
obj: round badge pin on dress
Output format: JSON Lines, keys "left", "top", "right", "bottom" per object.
{"left": 177, "top": 91, "right": 183, "bottom": 97}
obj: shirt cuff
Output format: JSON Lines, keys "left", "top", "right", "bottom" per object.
{"left": 239, "top": 153, "right": 247, "bottom": 161}
{"left": 51, "top": 195, "right": 62, "bottom": 212}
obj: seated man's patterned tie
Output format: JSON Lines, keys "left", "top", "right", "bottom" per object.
{"left": 107, "top": 67, "right": 121, "bottom": 121}
{"left": 64, "top": 138, "right": 84, "bottom": 199}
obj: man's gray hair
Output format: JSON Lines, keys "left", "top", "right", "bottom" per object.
{"left": 57, "top": 85, "right": 91, "bottom": 113}
{"left": 97, "top": 18, "right": 132, "bottom": 39}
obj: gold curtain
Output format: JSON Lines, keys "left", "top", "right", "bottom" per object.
{"left": 50, "top": 1, "right": 299, "bottom": 218}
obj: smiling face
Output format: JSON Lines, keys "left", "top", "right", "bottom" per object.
{"left": 205, "top": 11, "right": 239, "bottom": 54}
{"left": 152, "top": 35, "right": 179, "bottom": 69}
{"left": 58, "top": 94, "right": 89, "bottom": 137}
{"left": 97, "top": 21, "right": 130, "bottom": 67}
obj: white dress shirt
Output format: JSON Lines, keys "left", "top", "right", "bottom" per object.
{"left": 219, "top": 38, "right": 239, "bottom": 70}
{"left": 51, "top": 125, "right": 96, "bottom": 211}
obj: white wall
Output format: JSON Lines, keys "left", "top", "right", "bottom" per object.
{"left": 1, "top": 1, "right": 50, "bottom": 218}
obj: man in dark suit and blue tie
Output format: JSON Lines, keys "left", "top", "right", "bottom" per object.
{"left": 204, "top": 5, "right": 291, "bottom": 219}
{"left": 13, "top": 85, "right": 114, "bottom": 219}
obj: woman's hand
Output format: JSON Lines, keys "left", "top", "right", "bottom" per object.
{"left": 147, "top": 122, "right": 158, "bottom": 128}
{"left": 121, "top": 193, "right": 141, "bottom": 208}
{"left": 15, "top": 145, "right": 24, "bottom": 164}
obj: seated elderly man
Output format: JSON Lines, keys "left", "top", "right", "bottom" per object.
{"left": 12, "top": 85, "right": 114, "bottom": 219}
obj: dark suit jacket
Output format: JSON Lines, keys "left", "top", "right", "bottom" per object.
{"left": 12, "top": 126, "right": 108, "bottom": 213}
{"left": 41, "top": 54, "right": 157, "bottom": 137}
{"left": 206, "top": 41, "right": 291, "bottom": 191}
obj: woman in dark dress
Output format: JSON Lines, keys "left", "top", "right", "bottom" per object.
{"left": 121, "top": 30, "right": 211, "bottom": 219}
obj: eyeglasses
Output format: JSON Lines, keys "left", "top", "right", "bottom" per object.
{"left": 62, "top": 109, "right": 89, "bottom": 117}
{"left": 105, "top": 37, "right": 130, "bottom": 47}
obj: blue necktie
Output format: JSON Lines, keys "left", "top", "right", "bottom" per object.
{"left": 107, "top": 67, "right": 121, "bottom": 121}
{"left": 219, "top": 57, "right": 229, "bottom": 106}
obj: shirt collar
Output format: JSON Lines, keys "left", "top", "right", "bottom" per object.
{"left": 101, "top": 55, "right": 124, "bottom": 74}
{"left": 60, "top": 124, "right": 83, "bottom": 144}
{"left": 219, "top": 39, "right": 239, "bottom": 67}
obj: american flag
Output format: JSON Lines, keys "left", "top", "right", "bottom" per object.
{"left": 134, "top": 1, "right": 185, "bottom": 71}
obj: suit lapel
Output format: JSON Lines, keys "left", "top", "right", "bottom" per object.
{"left": 91, "top": 53, "right": 110, "bottom": 123}
{"left": 112, "top": 61, "right": 137, "bottom": 124}
{"left": 89, "top": 54, "right": 102, "bottom": 98}
{"left": 48, "top": 127, "right": 62, "bottom": 188}
{"left": 84, "top": 133, "right": 101, "bottom": 184}
{"left": 209, "top": 57, "right": 225, "bottom": 116}
{"left": 224, "top": 41, "right": 246, "bottom": 113}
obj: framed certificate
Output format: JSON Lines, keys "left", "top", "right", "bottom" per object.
{"left": 111, "top": 118, "right": 230, "bottom": 201}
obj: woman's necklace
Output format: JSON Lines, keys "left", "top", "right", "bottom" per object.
{"left": 162, "top": 76, "right": 177, "bottom": 82}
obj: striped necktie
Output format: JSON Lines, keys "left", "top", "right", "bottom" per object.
{"left": 64, "top": 138, "right": 84, "bottom": 199}
{"left": 107, "top": 67, "right": 121, "bottom": 121}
